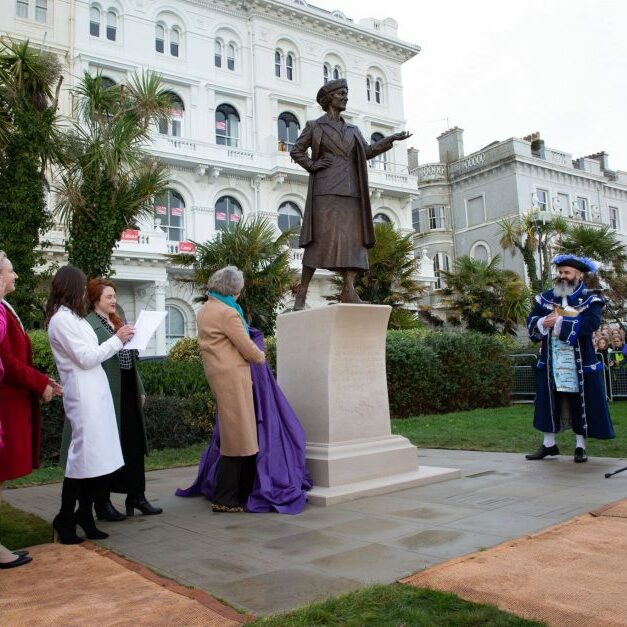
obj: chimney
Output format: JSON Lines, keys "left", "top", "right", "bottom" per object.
{"left": 407, "top": 147, "right": 419, "bottom": 172}
{"left": 437, "top": 127, "right": 464, "bottom": 164}
{"left": 585, "top": 151, "right": 610, "bottom": 171}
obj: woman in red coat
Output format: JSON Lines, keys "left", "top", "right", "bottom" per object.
{"left": 0, "top": 253, "right": 61, "bottom": 569}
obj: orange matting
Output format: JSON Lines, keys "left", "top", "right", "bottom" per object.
{"left": 0, "top": 542, "right": 249, "bottom": 626}
{"left": 402, "top": 501, "right": 627, "bottom": 627}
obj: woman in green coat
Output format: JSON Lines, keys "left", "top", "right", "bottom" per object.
{"left": 85, "top": 278, "right": 162, "bottom": 520}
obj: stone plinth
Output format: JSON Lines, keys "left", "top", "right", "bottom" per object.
{"left": 277, "top": 304, "right": 459, "bottom": 506}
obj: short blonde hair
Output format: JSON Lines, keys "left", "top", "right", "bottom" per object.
{"left": 206, "top": 266, "right": 244, "bottom": 296}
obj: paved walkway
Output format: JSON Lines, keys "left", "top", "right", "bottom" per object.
{"left": 5, "top": 448, "right": 627, "bottom": 616}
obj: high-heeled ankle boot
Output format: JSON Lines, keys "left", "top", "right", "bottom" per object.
{"left": 94, "top": 500, "right": 126, "bottom": 522}
{"left": 125, "top": 493, "right": 163, "bottom": 516}
{"left": 74, "top": 509, "right": 109, "bottom": 540}
{"left": 52, "top": 513, "right": 84, "bottom": 545}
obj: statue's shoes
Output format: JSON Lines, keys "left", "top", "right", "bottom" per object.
{"left": 525, "top": 444, "right": 560, "bottom": 460}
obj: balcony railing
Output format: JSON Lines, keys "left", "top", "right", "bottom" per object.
{"left": 416, "top": 163, "right": 447, "bottom": 183}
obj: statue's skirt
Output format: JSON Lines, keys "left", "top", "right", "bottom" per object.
{"left": 302, "top": 194, "right": 369, "bottom": 271}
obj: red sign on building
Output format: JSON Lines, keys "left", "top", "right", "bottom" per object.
{"left": 121, "top": 229, "right": 139, "bottom": 242}
{"left": 179, "top": 241, "right": 196, "bottom": 253}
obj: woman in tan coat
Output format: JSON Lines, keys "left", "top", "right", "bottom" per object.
{"left": 197, "top": 266, "right": 265, "bottom": 512}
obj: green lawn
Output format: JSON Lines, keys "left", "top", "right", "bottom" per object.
{"left": 253, "top": 584, "right": 541, "bottom": 626}
{"left": 0, "top": 501, "right": 52, "bottom": 550}
{"left": 392, "top": 402, "right": 627, "bottom": 458}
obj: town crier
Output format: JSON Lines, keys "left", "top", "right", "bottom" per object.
{"left": 526, "top": 254, "right": 615, "bottom": 463}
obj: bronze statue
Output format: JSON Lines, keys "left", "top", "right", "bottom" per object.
{"left": 290, "top": 79, "right": 411, "bottom": 310}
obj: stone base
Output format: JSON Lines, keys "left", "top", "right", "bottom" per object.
{"left": 307, "top": 466, "right": 461, "bottom": 507}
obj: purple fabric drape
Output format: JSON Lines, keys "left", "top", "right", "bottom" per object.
{"left": 176, "top": 328, "right": 312, "bottom": 514}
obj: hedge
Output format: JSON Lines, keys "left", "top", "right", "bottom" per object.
{"left": 28, "top": 327, "right": 512, "bottom": 465}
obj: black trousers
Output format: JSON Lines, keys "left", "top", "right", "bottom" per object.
{"left": 60, "top": 475, "right": 110, "bottom": 519}
{"left": 213, "top": 455, "right": 257, "bottom": 508}
{"left": 557, "top": 392, "right": 585, "bottom": 436}
{"left": 107, "top": 367, "right": 146, "bottom": 500}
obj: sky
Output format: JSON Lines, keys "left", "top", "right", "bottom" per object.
{"left": 311, "top": 0, "right": 627, "bottom": 171}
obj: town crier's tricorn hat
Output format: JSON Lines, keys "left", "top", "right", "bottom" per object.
{"left": 316, "top": 78, "right": 348, "bottom": 106}
{"left": 551, "top": 253, "right": 599, "bottom": 273}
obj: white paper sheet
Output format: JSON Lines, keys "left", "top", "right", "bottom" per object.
{"left": 123, "top": 310, "right": 168, "bottom": 351}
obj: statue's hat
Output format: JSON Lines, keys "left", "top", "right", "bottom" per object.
{"left": 551, "top": 254, "right": 599, "bottom": 273}
{"left": 316, "top": 79, "right": 348, "bottom": 106}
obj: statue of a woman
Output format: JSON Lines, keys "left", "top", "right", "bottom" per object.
{"left": 290, "top": 79, "right": 411, "bottom": 310}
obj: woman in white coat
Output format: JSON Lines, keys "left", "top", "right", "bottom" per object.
{"left": 46, "top": 266, "right": 134, "bottom": 544}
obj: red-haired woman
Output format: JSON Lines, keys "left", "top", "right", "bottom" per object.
{"left": 84, "top": 278, "right": 161, "bottom": 520}
{"left": 47, "top": 266, "right": 134, "bottom": 543}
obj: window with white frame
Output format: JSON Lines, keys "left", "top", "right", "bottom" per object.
{"left": 275, "top": 48, "right": 295, "bottom": 80}
{"left": 158, "top": 92, "right": 184, "bottom": 136}
{"left": 369, "top": 133, "right": 387, "bottom": 171}
{"left": 35, "top": 0, "right": 47, "bottom": 22}
{"left": 278, "top": 201, "right": 302, "bottom": 247}
{"left": 433, "top": 252, "right": 451, "bottom": 289}
{"left": 155, "top": 24, "right": 165, "bottom": 52}
{"left": 333, "top": 66, "right": 342, "bottom": 80}
{"left": 171, "top": 28, "right": 180, "bottom": 57}
{"left": 323, "top": 62, "right": 331, "bottom": 83}
{"left": 471, "top": 242, "right": 490, "bottom": 262}
{"left": 556, "top": 192, "right": 569, "bottom": 215}
{"left": 16, "top": 0, "right": 29, "bottom": 19}
{"left": 535, "top": 188, "right": 549, "bottom": 212}
{"left": 215, "top": 196, "right": 243, "bottom": 231}
{"left": 215, "top": 40, "right": 223, "bottom": 67}
{"left": 286, "top": 53, "right": 294, "bottom": 80}
{"left": 275, "top": 50, "right": 282, "bottom": 77}
{"left": 165, "top": 305, "right": 186, "bottom": 351}
{"left": 215, "top": 104, "right": 240, "bottom": 147}
{"left": 374, "top": 79, "right": 382, "bottom": 104}
{"left": 412, "top": 207, "right": 421, "bottom": 232}
{"left": 373, "top": 213, "right": 391, "bottom": 225}
{"left": 574, "top": 196, "right": 588, "bottom": 220}
{"left": 106, "top": 10, "right": 117, "bottom": 41}
{"left": 429, "top": 206, "right": 446, "bottom": 230}
{"left": 278, "top": 112, "right": 300, "bottom": 151}
{"left": 154, "top": 189, "right": 185, "bottom": 242}
{"left": 155, "top": 21, "right": 182, "bottom": 57}
{"left": 366, "top": 77, "right": 371, "bottom": 102}
{"left": 90, "top": 5, "right": 101, "bottom": 36}
{"left": 609, "top": 206, "right": 619, "bottom": 230}
{"left": 215, "top": 39, "right": 236, "bottom": 70}
{"left": 227, "top": 43, "right": 236, "bottom": 70}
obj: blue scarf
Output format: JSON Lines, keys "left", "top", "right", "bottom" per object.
{"left": 208, "top": 291, "right": 249, "bottom": 334}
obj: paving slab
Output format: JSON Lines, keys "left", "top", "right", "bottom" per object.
{"left": 5, "top": 447, "right": 627, "bottom": 616}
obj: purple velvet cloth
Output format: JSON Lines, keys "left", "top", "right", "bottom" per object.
{"left": 176, "top": 328, "right": 312, "bottom": 514}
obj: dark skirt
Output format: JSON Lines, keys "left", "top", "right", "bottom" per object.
{"left": 302, "top": 194, "right": 369, "bottom": 271}
{"left": 110, "top": 367, "right": 146, "bottom": 495}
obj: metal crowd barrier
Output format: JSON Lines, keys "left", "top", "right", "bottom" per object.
{"left": 607, "top": 350, "right": 627, "bottom": 399}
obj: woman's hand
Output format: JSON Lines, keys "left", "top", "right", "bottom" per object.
{"left": 311, "top": 156, "right": 334, "bottom": 171}
{"left": 116, "top": 324, "right": 135, "bottom": 343}
{"left": 42, "top": 384, "right": 54, "bottom": 403}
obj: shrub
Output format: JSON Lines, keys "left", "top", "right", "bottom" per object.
{"left": 168, "top": 336, "right": 201, "bottom": 363}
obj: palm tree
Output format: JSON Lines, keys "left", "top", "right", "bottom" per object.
{"left": 328, "top": 222, "right": 425, "bottom": 329}
{"left": 442, "top": 254, "right": 529, "bottom": 335}
{"left": 0, "top": 38, "right": 64, "bottom": 326}
{"left": 56, "top": 71, "right": 172, "bottom": 278}
{"left": 170, "top": 217, "right": 296, "bottom": 336}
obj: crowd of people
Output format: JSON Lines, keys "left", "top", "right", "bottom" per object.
{"left": 0, "top": 255, "right": 309, "bottom": 569}
{"left": 593, "top": 324, "right": 626, "bottom": 368}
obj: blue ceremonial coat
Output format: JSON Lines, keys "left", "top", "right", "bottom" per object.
{"left": 527, "top": 281, "right": 615, "bottom": 439}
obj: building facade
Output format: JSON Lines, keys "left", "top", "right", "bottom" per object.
{"left": 2, "top": 0, "right": 427, "bottom": 353}
{"left": 413, "top": 127, "right": 627, "bottom": 303}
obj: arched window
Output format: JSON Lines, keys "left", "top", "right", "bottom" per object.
{"left": 471, "top": 242, "right": 490, "bottom": 262}
{"left": 215, "top": 196, "right": 242, "bottom": 231}
{"left": 370, "top": 132, "right": 387, "bottom": 171}
{"left": 155, "top": 24, "right": 165, "bottom": 53}
{"left": 215, "top": 104, "right": 239, "bottom": 147}
{"left": 165, "top": 305, "right": 185, "bottom": 351}
{"left": 366, "top": 77, "right": 371, "bottom": 102}
{"left": 286, "top": 53, "right": 294, "bottom": 80}
{"left": 278, "top": 112, "right": 300, "bottom": 151}
{"left": 278, "top": 201, "right": 302, "bottom": 248}
{"left": 90, "top": 6, "right": 101, "bottom": 37}
{"left": 159, "top": 92, "right": 184, "bottom": 136}
{"left": 333, "top": 66, "right": 341, "bottom": 80}
{"left": 170, "top": 28, "right": 180, "bottom": 57}
{"left": 433, "top": 252, "right": 451, "bottom": 290}
{"left": 101, "top": 76, "right": 116, "bottom": 89}
{"left": 323, "top": 63, "right": 330, "bottom": 84}
{"left": 375, "top": 79, "right": 382, "bottom": 104}
{"left": 227, "top": 43, "right": 236, "bottom": 71}
{"left": 106, "top": 10, "right": 117, "bottom": 41}
{"left": 373, "top": 213, "right": 391, "bottom": 225}
{"left": 154, "top": 189, "right": 185, "bottom": 242}
{"left": 275, "top": 50, "right": 282, "bottom": 77}
{"left": 214, "top": 40, "right": 222, "bottom": 67}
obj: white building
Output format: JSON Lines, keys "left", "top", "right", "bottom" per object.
{"left": 2, "top": 0, "right": 426, "bottom": 353}
{"left": 413, "top": 127, "right": 627, "bottom": 299}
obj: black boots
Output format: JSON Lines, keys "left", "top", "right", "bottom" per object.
{"left": 74, "top": 509, "right": 109, "bottom": 540}
{"left": 574, "top": 447, "right": 588, "bottom": 463}
{"left": 125, "top": 494, "right": 162, "bottom": 516}
{"left": 95, "top": 500, "right": 126, "bottom": 522}
{"left": 525, "top": 444, "right": 560, "bottom": 460}
{"left": 52, "top": 513, "right": 83, "bottom": 545}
